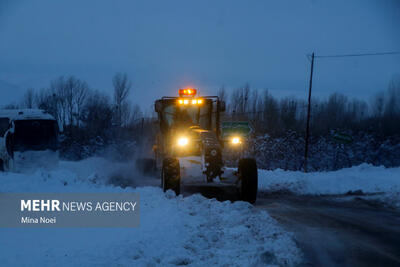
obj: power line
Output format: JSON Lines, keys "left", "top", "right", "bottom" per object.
{"left": 307, "top": 51, "right": 400, "bottom": 60}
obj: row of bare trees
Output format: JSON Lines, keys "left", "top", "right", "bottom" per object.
{"left": 219, "top": 76, "right": 400, "bottom": 136}
{"left": 2, "top": 73, "right": 147, "bottom": 159}
{"left": 7, "top": 74, "right": 400, "bottom": 139}
{"left": 12, "top": 74, "right": 143, "bottom": 131}
{"left": 32, "top": 76, "right": 90, "bottom": 127}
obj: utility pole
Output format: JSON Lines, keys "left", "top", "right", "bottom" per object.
{"left": 304, "top": 52, "right": 314, "bottom": 173}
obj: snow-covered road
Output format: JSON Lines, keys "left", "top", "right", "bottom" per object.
{"left": 255, "top": 164, "right": 400, "bottom": 266}
{"left": 257, "top": 194, "right": 400, "bottom": 266}
{"left": 2, "top": 157, "right": 399, "bottom": 266}
{"left": 0, "top": 158, "right": 301, "bottom": 267}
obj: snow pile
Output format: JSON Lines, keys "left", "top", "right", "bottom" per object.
{"left": 0, "top": 158, "right": 301, "bottom": 266}
{"left": 381, "top": 191, "right": 400, "bottom": 209}
{"left": 258, "top": 164, "right": 400, "bottom": 207}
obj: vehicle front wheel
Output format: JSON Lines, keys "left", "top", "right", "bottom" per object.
{"left": 161, "top": 157, "right": 181, "bottom": 195}
{"left": 238, "top": 158, "right": 258, "bottom": 204}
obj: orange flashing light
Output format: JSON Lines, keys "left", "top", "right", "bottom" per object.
{"left": 179, "top": 88, "right": 197, "bottom": 97}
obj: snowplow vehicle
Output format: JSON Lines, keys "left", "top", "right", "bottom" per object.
{"left": 154, "top": 88, "right": 258, "bottom": 203}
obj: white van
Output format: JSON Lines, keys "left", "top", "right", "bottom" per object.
{"left": 0, "top": 109, "right": 60, "bottom": 172}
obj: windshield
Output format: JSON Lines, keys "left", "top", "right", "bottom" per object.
{"left": 0, "top": 118, "right": 9, "bottom": 137}
{"left": 162, "top": 101, "right": 211, "bottom": 130}
{"left": 13, "top": 120, "right": 58, "bottom": 151}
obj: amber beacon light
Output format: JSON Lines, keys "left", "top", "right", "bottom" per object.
{"left": 179, "top": 88, "right": 197, "bottom": 97}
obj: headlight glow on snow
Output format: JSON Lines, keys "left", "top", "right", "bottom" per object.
{"left": 231, "top": 137, "right": 241, "bottom": 145}
{"left": 177, "top": 137, "right": 189, "bottom": 146}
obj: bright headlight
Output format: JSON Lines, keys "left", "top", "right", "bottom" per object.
{"left": 231, "top": 137, "right": 241, "bottom": 144}
{"left": 178, "top": 137, "right": 189, "bottom": 146}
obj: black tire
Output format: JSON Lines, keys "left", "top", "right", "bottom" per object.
{"left": 0, "top": 159, "right": 4, "bottom": 172}
{"left": 238, "top": 158, "right": 258, "bottom": 204}
{"left": 161, "top": 157, "right": 181, "bottom": 195}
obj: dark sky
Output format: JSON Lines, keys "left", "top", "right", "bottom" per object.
{"left": 0, "top": 0, "right": 399, "bottom": 110}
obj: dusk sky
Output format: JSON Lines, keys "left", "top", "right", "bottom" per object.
{"left": 0, "top": 0, "right": 399, "bottom": 110}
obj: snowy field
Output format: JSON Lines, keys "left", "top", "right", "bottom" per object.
{"left": 0, "top": 158, "right": 301, "bottom": 267}
{"left": 258, "top": 164, "right": 400, "bottom": 208}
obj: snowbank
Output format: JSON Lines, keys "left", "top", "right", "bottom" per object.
{"left": 258, "top": 164, "right": 400, "bottom": 207}
{"left": 0, "top": 158, "right": 301, "bottom": 266}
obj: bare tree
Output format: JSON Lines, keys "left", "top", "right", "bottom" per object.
{"left": 113, "top": 73, "right": 131, "bottom": 127}
{"left": 381, "top": 76, "right": 400, "bottom": 134}
{"left": 241, "top": 83, "right": 250, "bottom": 115}
{"left": 218, "top": 86, "right": 227, "bottom": 103}
{"left": 65, "top": 77, "right": 76, "bottom": 126}
{"left": 230, "top": 88, "right": 240, "bottom": 116}
{"left": 230, "top": 84, "right": 250, "bottom": 120}
{"left": 280, "top": 97, "right": 298, "bottom": 131}
{"left": 347, "top": 99, "right": 367, "bottom": 123}
{"left": 250, "top": 89, "right": 259, "bottom": 120}
{"left": 120, "top": 101, "right": 132, "bottom": 127}
{"left": 262, "top": 90, "right": 279, "bottom": 134}
{"left": 46, "top": 76, "right": 89, "bottom": 127}
{"left": 74, "top": 81, "right": 88, "bottom": 127}
{"left": 36, "top": 88, "right": 55, "bottom": 115}
{"left": 371, "top": 91, "right": 385, "bottom": 118}
{"left": 22, "top": 88, "right": 35, "bottom": 108}
{"left": 130, "top": 104, "right": 143, "bottom": 124}
{"left": 82, "top": 90, "right": 113, "bottom": 136}
{"left": 37, "top": 76, "right": 89, "bottom": 128}
{"left": 385, "top": 76, "right": 400, "bottom": 117}
{"left": 50, "top": 77, "right": 67, "bottom": 126}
